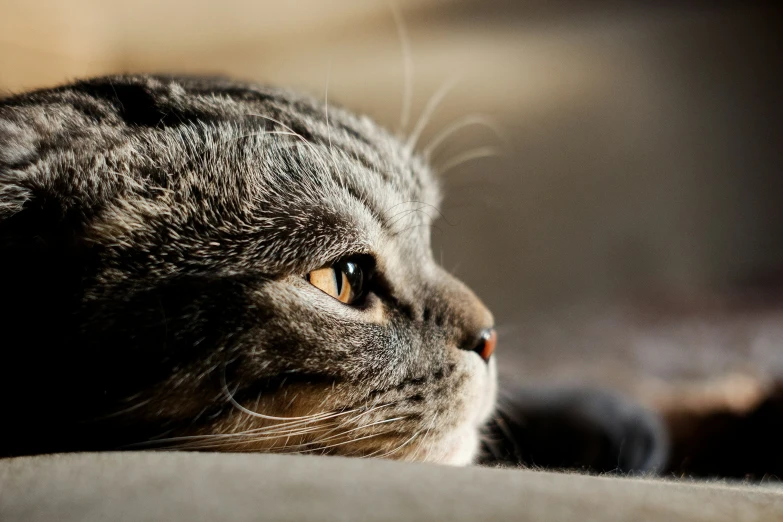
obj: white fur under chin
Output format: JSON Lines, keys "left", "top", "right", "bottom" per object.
{"left": 431, "top": 357, "right": 498, "bottom": 467}
{"left": 437, "top": 427, "right": 482, "bottom": 466}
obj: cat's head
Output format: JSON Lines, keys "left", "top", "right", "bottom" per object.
{"left": 0, "top": 75, "right": 496, "bottom": 464}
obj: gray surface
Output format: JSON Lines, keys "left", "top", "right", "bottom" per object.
{"left": 1, "top": 452, "right": 782, "bottom": 522}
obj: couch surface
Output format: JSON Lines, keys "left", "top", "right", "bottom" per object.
{"left": 1, "top": 452, "right": 781, "bottom": 522}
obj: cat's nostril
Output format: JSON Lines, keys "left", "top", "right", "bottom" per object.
{"left": 468, "top": 328, "right": 496, "bottom": 363}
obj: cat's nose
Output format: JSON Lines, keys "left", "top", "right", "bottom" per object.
{"left": 464, "top": 328, "right": 496, "bottom": 363}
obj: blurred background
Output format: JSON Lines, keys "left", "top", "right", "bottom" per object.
{"left": 2, "top": 0, "right": 782, "bottom": 476}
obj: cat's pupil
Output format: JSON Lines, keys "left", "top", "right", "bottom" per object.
{"left": 340, "top": 260, "right": 362, "bottom": 299}
{"left": 333, "top": 267, "right": 343, "bottom": 295}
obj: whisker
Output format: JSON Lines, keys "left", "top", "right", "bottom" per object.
{"left": 233, "top": 130, "right": 305, "bottom": 143}
{"left": 389, "top": 0, "right": 414, "bottom": 132}
{"left": 435, "top": 146, "right": 504, "bottom": 176}
{"left": 157, "top": 424, "right": 336, "bottom": 452}
{"left": 383, "top": 200, "right": 452, "bottom": 226}
{"left": 324, "top": 61, "right": 334, "bottom": 154}
{"left": 300, "top": 430, "right": 396, "bottom": 454}
{"left": 230, "top": 400, "right": 396, "bottom": 437}
{"left": 410, "top": 413, "right": 437, "bottom": 462}
{"left": 368, "top": 429, "right": 421, "bottom": 459}
{"left": 125, "top": 413, "right": 344, "bottom": 449}
{"left": 305, "top": 416, "right": 407, "bottom": 446}
{"left": 423, "top": 114, "right": 508, "bottom": 158}
{"left": 385, "top": 207, "right": 435, "bottom": 231}
{"left": 128, "top": 398, "right": 402, "bottom": 450}
{"left": 190, "top": 400, "right": 405, "bottom": 452}
{"left": 406, "top": 76, "right": 461, "bottom": 152}
{"left": 126, "top": 408, "right": 371, "bottom": 450}
{"left": 245, "top": 113, "right": 332, "bottom": 175}
{"left": 391, "top": 223, "right": 443, "bottom": 238}
{"left": 122, "top": 425, "right": 316, "bottom": 450}
{"left": 221, "top": 370, "right": 339, "bottom": 422}
{"left": 205, "top": 415, "right": 406, "bottom": 453}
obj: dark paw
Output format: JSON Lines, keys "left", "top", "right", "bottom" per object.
{"left": 479, "top": 386, "right": 669, "bottom": 474}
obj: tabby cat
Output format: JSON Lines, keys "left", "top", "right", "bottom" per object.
{"left": 0, "top": 75, "right": 665, "bottom": 470}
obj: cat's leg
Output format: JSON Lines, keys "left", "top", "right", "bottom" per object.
{"left": 478, "top": 385, "right": 669, "bottom": 474}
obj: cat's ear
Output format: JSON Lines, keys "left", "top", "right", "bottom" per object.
{"left": 0, "top": 117, "right": 35, "bottom": 220}
{"left": 0, "top": 116, "right": 72, "bottom": 259}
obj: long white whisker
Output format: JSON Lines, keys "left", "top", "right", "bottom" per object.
{"left": 336, "top": 400, "right": 396, "bottom": 424}
{"left": 324, "top": 61, "right": 334, "bottom": 154}
{"left": 234, "top": 130, "right": 304, "bottom": 142}
{"left": 386, "top": 206, "right": 435, "bottom": 230}
{"left": 389, "top": 0, "right": 414, "bottom": 132}
{"left": 149, "top": 397, "right": 401, "bottom": 448}
{"left": 161, "top": 424, "right": 336, "bottom": 451}
{"left": 246, "top": 113, "right": 332, "bottom": 174}
{"left": 207, "top": 415, "right": 406, "bottom": 453}
{"left": 406, "top": 76, "right": 460, "bottom": 152}
{"left": 367, "top": 429, "right": 421, "bottom": 459}
{"left": 222, "top": 371, "right": 337, "bottom": 422}
{"left": 230, "top": 401, "right": 396, "bottom": 438}
{"left": 242, "top": 403, "right": 404, "bottom": 451}
{"left": 422, "top": 414, "right": 440, "bottom": 462}
{"left": 436, "top": 146, "right": 504, "bottom": 176}
{"left": 306, "top": 416, "right": 407, "bottom": 446}
{"left": 126, "top": 403, "right": 394, "bottom": 450}
{"left": 423, "top": 114, "right": 507, "bottom": 158}
{"left": 126, "top": 408, "right": 364, "bottom": 449}
{"left": 123, "top": 420, "right": 329, "bottom": 450}
{"left": 383, "top": 200, "right": 452, "bottom": 226}
{"left": 299, "top": 398, "right": 400, "bottom": 439}
{"left": 300, "top": 430, "right": 394, "bottom": 454}
{"left": 409, "top": 414, "right": 436, "bottom": 462}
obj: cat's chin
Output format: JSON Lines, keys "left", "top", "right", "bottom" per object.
{"left": 426, "top": 357, "right": 498, "bottom": 467}
{"left": 430, "top": 427, "right": 482, "bottom": 466}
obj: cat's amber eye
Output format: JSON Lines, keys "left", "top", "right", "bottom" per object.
{"left": 307, "top": 260, "right": 365, "bottom": 305}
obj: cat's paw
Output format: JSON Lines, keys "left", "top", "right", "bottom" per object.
{"left": 479, "top": 385, "right": 669, "bottom": 474}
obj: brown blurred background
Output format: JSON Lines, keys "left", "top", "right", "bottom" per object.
{"left": 2, "top": 0, "right": 782, "bottom": 475}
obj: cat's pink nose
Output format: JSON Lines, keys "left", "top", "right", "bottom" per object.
{"left": 473, "top": 329, "right": 497, "bottom": 363}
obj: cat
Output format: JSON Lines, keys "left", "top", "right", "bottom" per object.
{"left": 0, "top": 74, "right": 666, "bottom": 471}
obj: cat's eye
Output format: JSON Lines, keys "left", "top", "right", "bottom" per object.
{"left": 307, "top": 259, "right": 365, "bottom": 305}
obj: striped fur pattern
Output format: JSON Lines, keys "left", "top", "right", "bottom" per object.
{"left": 0, "top": 75, "right": 496, "bottom": 464}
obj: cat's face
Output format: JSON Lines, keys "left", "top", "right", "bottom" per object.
{"left": 0, "top": 75, "right": 496, "bottom": 464}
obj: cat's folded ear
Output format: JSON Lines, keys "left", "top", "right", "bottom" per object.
{"left": 0, "top": 121, "right": 77, "bottom": 265}
{"left": 0, "top": 109, "right": 84, "bottom": 243}
{"left": 0, "top": 116, "right": 37, "bottom": 220}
